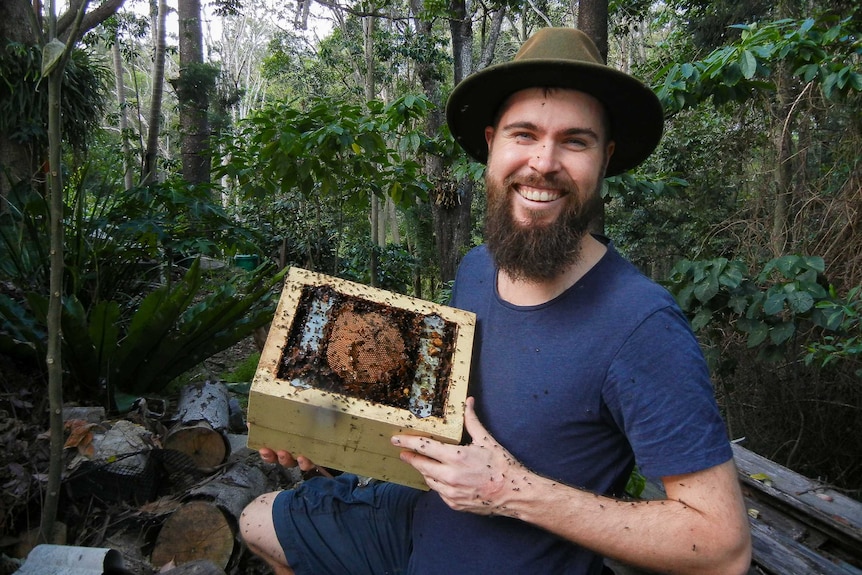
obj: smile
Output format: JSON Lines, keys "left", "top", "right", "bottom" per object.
{"left": 517, "top": 186, "right": 562, "bottom": 202}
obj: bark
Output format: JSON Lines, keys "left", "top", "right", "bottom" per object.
{"left": 177, "top": 0, "right": 211, "bottom": 184}
{"left": 425, "top": 0, "right": 477, "bottom": 282}
{"left": 151, "top": 461, "right": 268, "bottom": 571}
{"left": 362, "top": 14, "right": 381, "bottom": 285}
{"left": 56, "top": 0, "right": 123, "bottom": 42}
{"left": 771, "top": 62, "right": 795, "bottom": 256}
{"left": 112, "top": 34, "right": 134, "bottom": 190}
{"left": 41, "top": 59, "right": 65, "bottom": 549}
{"left": 0, "top": 0, "right": 38, "bottom": 206}
{"left": 143, "top": 0, "right": 167, "bottom": 184}
{"left": 578, "top": 0, "right": 609, "bottom": 235}
{"left": 769, "top": 0, "right": 800, "bottom": 256}
{"left": 577, "top": 0, "right": 608, "bottom": 63}
{"left": 163, "top": 382, "right": 231, "bottom": 470}
{"left": 40, "top": 0, "right": 89, "bottom": 544}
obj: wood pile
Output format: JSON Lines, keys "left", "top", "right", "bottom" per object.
{"left": 47, "top": 381, "right": 291, "bottom": 575}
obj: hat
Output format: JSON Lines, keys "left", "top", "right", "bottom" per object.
{"left": 445, "top": 27, "right": 664, "bottom": 176}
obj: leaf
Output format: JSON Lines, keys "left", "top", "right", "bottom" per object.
{"left": 740, "top": 50, "right": 758, "bottom": 79}
{"left": 786, "top": 290, "right": 815, "bottom": 314}
{"left": 693, "top": 274, "right": 719, "bottom": 303}
{"left": 763, "top": 291, "right": 786, "bottom": 315}
{"left": 691, "top": 309, "right": 713, "bottom": 332}
{"left": 770, "top": 321, "right": 795, "bottom": 345}
{"left": 41, "top": 39, "right": 66, "bottom": 76}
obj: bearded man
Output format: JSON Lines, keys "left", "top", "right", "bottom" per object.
{"left": 240, "top": 27, "right": 752, "bottom": 575}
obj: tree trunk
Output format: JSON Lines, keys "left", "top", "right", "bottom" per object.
{"left": 143, "top": 0, "right": 168, "bottom": 184}
{"left": 177, "top": 0, "right": 211, "bottom": 185}
{"left": 578, "top": 0, "right": 608, "bottom": 63}
{"left": 771, "top": 62, "right": 795, "bottom": 256}
{"left": 578, "top": 0, "right": 609, "bottom": 235}
{"left": 0, "top": 0, "right": 38, "bottom": 207}
{"left": 769, "top": 0, "right": 800, "bottom": 256}
{"left": 430, "top": 0, "right": 476, "bottom": 283}
{"left": 41, "top": 58, "right": 65, "bottom": 549}
{"left": 111, "top": 34, "right": 134, "bottom": 190}
{"left": 363, "top": 14, "right": 381, "bottom": 286}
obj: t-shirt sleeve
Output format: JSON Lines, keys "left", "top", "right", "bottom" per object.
{"left": 603, "top": 305, "right": 733, "bottom": 480}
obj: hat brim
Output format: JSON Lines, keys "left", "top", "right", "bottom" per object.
{"left": 446, "top": 59, "right": 665, "bottom": 176}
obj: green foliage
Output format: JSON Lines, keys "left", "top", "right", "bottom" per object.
{"left": 657, "top": 14, "right": 862, "bottom": 114}
{"left": 216, "top": 94, "right": 431, "bottom": 210}
{"left": 625, "top": 466, "right": 647, "bottom": 499}
{"left": 341, "top": 242, "right": 418, "bottom": 295}
{"left": 805, "top": 286, "right": 862, "bottom": 374}
{"left": 174, "top": 61, "right": 220, "bottom": 101}
{"left": 665, "top": 255, "right": 835, "bottom": 364}
{"left": 225, "top": 351, "right": 262, "bottom": 383}
{"left": 0, "top": 173, "right": 279, "bottom": 407}
{"left": 0, "top": 42, "right": 110, "bottom": 150}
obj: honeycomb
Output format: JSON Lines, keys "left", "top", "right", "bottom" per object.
{"left": 326, "top": 304, "right": 408, "bottom": 385}
{"left": 277, "top": 285, "right": 457, "bottom": 417}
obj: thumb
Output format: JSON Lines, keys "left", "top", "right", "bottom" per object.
{"left": 463, "top": 396, "right": 492, "bottom": 445}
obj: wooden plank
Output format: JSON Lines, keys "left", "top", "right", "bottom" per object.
{"left": 732, "top": 444, "right": 862, "bottom": 554}
{"left": 749, "top": 519, "right": 862, "bottom": 575}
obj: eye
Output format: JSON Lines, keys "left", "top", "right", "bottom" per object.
{"left": 564, "top": 137, "right": 589, "bottom": 148}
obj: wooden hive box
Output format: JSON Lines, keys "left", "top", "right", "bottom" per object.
{"left": 247, "top": 267, "right": 476, "bottom": 490}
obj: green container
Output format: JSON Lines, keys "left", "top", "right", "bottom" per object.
{"left": 234, "top": 254, "right": 260, "bottom": 271}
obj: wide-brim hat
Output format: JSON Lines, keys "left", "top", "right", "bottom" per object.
{"left": 446, "top": 27, "right": 664, "bottom": 176}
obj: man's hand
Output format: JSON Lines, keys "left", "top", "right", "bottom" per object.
{"left": 258, "top": 448, "right": 333, "bottom": 478}
{"left": 392, "top": 397, "right": 529, "bottom": 515}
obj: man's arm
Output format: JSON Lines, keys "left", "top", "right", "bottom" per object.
{"left": 393, "top": 397, "right": 752, "bottom": 575}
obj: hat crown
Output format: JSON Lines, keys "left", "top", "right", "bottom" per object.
{"left": 514, "top": 28, "right": 604, "bottom": 67}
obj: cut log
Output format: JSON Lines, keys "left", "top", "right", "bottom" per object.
{"left": 150, "top": 459, "right": 269, "bottom": 571}
{"left": 164, "top": 382, "right": 230, "bottom": 470}
{"left": 150, "top": 500, "right": 233, "bottom": 570}
{"left": 159, "top": 559, "right": 226, "bottom": 575}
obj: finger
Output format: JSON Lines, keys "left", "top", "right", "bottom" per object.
{"left": 296, "top": 456, "right": 333, "bottom": 479}
{"left": 392, "top": 434, "right": 442, "bottom": 458}
{"left": 463, "top": 396, "right": 490, "bottom": 444}
{"left": 276, "top": 450, "right": 298, "bottom": 468}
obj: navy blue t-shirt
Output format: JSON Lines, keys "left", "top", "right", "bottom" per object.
{"left": 407, "top": 243, "right": 733, "bottom": 575}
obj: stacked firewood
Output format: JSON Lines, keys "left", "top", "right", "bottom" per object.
{"left": 59, "top": 381, "right": 295, "bottom": 575}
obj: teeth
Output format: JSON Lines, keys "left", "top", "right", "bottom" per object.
{"left": 519, "top": 188, "right": 560, "bottom": 202}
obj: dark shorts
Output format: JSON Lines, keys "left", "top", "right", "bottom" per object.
{"left": 272, "top": 474, "right": 423, "bottom": 575}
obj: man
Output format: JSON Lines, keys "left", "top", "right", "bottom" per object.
{"left": 240, "top": 27, "right": 752, "bottom": 575}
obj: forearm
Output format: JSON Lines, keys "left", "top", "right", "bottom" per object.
{"left": 488, "top": 467, "right": 750, "bottom": 575}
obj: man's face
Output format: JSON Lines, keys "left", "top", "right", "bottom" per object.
{"left": 482, "top": 88, "right": 615, "bottom": 282}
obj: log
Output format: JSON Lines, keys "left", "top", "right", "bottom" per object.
{"left": 150, "top": 501, "right": 233, "bottom": 570}
{"left": 150, "top": 460, "right": 269, "bottom": 571}
{"left": 164, "top": 382, "right": 230, "bottom": 470}
{"left": 159, "top": 559, "right": 226, "bottom": 575}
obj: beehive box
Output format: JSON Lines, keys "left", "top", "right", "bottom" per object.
{"left": 247, "top": 267, "right": 476, "bottom": 490}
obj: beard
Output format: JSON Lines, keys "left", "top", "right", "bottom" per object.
{"left": 484, "top": 172, "right": 604, "bottom": 282}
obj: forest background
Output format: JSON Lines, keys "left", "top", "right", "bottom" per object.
{"left": 0, "top": 0, "right": 860, "bottom": 548}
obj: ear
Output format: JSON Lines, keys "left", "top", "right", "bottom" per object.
{"left": 484, "top": 126, "right": 495, "bottom": 154}
{"left": 603, "top": 141, "right": 616, "bottom": 173}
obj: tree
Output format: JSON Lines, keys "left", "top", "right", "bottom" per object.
{"left": 143, "top": 0, "right": 167, "bottom": 183}
{"left": 176, "top": 0, "right": 213, "bottom": 184}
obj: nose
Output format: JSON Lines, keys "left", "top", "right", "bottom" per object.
{"left": 528, "top": 143, "right": 561, "bottom": 175}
